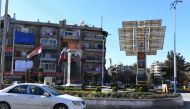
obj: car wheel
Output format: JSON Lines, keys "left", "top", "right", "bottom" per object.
{"left": 0, "top": 102, "right": 11, "bottom": 109}
{"left": 54, "top": 104, "right": 68, "bottom": 109}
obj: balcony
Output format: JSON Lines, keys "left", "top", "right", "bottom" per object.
{"left": 85, "top": 70, "right": 101, "bottom": 74}
{"left": 83, "top": 37, "right": 104, "bottom": 41}
{"left": 61, "top": 30, "right": 80, "bottom": 40}
{"left": 15, "top": 44, "right": 34, "bottom": 48}
{"left": 83, "top": 47, "right": 105, "bottom": 52}
{"left": 62, "top": 35, "right": 80, "bottom": 40}
{"left": 43, "top": 69, "right": 56, "bottom": 72}
{"left": 40, "top": 57, "right": 56, "bottom": 61}
{"left": 41, "top": 34, "right": 57, "bottom": 38}
{"left": 83, "top": 34, "right": 104, "bottom": 42}
{"left": 85, "top": 60, "right": 102, "bottom": 63}
{"left": 84, "top": 57, "right": 102, "bottom": 63}
{"left": 42, "top": 45, "right": 57, "bottom": 50}
{"left": 14, "top": 57, "right": 27, "bottom": 60}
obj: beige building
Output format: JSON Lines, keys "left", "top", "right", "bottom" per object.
{"left": 0, "top": 16, "right": 108, "bottom": 84}
{"left": 150, "top": 61, "right": 167, "bottom": 77}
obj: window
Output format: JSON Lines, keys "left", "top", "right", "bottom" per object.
{"left": 41, "top": 27, "right": 56, "bottom": 36}
{"left": 42, "top": 62, "right": 56, "bottom": 71}
{"left": 42, "top": 53, "right": 56, "bottom": 58}
{"left": 8, "top": 85, "right": 28, "bottom": 94}
{"left": 40, "top": 38, "right": 57, "bottom": 46}
{"left": 62, "top": 42, "right": 68, "bottom": 48}
{"left": 42, "top": 86, "right": 62, "bottom": 96}
{"left": 30, "top": 85, "right": 44, "bottom": 95}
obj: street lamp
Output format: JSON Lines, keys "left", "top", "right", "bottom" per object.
{"left": 0, "top": 0, "right": 9, "bottom": 89}
{"left": 101, "top": 37, "right": 105, "bottom": 86}
{"left": 170, "top": 0, "right": 183, "bottom": 94}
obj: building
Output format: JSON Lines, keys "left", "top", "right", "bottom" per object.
{"left": 0, "top": 16, "right": 108, "bottom": 84}
{"left": 150, "top": 61, "right": 167, "bottom": 77}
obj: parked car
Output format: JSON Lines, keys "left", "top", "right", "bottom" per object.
{"left": 0, "top": 83, "right": 86, "bottom": 109}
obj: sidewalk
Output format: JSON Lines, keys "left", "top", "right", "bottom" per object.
{"left": 181, "top": 93, "right": 190, "bottom": 101}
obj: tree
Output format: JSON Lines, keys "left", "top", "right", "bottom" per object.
{"left": 129, "top": 63, "right": 137, "bottom": 84}
{"left": 164, "top": 50, "right": 190, "bottom": 85}
{"left": 109, "top": 65, "right": 118, "bottom": 87}
{"left": 147, "top": 73, "right": 154, "bottom": 86}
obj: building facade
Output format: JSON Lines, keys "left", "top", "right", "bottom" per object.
{"left": 0, "top": 17, "right": 108, "bottom": 84}
{"left": 150, "top": 61, "right": 167, "bottom": 77}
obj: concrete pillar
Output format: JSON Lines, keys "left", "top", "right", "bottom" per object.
{"left": 67, "top": 52, "right": 71, "bottom": 85}
{"left": 66, "top": 49, "right": 82, "bottom": 86}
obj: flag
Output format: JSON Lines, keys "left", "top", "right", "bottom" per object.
{"left": 27, "top": 46, "right": 42, "bottom": 58}
{"left": 58, "top": 48, "right": 67, "bottom": 65}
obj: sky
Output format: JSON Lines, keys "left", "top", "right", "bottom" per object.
{"left": 1, "top": 0, "right": 190, "bottom": 68}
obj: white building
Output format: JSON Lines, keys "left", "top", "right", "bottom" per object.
{"left": 150, "top": 61, "right": 167, "bottom": 77}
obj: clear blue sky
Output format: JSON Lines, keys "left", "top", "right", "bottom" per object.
{"left": 1, "top": 0, "right": 190, "bottom": 68}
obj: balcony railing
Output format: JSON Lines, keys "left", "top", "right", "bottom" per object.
{"left": 62, "top": 35, "right": 80, "bottom": 40}
{"left": 85, "top": 60, "right": 102, "bottom": 63}
{"left": 14, "top": 57, "right": 27, "bottom": 60}
{"left": 15, "top": 44, "right": 34, "bottom": 48}
{"left": 83, "top": 48, "right": 104, "bottom": 52}
{"left": 84, "top": 70, "right": 101, "bottom": 74}
{"left": 42, "top": 45, "right": 57, "bottom": 49}
{"left": 43, "top": 69, "right": 56, "bottom": 72}
{"left": 40, "top": 57, "right": 56, "bottom": 61}
{"left": 83, "top": 37, "right": 104, "bottom": 41}
{"left": 41, "top": 34, "right": 57, "bottom": 38}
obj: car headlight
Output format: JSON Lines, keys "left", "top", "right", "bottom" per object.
{"left": 72, "top": 101, "right": 81, "bottom": 106}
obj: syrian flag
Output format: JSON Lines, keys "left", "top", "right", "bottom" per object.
{"left": 27, "top": 45, "right": 43, "bottom": 59}
{"left": 58, "top": 48, "right": 67, "bottom": 65}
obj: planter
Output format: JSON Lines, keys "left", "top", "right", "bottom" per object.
{"left": 85, "top": 96, "right": 184, "bottom": 109}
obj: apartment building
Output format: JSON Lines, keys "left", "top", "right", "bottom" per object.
{"left": 0, "top": 16, "right": 108, "bottom": 84}
{"left": 150, "top": 61, "right": 167, "bottom": 77}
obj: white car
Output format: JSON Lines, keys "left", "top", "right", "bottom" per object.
{"left": 0, "top": 83, "right": 86, "bottom": 109}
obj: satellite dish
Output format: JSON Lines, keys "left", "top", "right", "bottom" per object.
{"left": 80, "top": 20, "right": 85, "bottom": 26}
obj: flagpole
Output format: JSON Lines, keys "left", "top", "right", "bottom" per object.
{"left": 11, "top": 13, "right": 16, "bottom": 83}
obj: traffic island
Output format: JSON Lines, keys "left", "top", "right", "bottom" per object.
{"left": 75, "top": 92, "right": 184, "bottom": 109}
{"left": 85, "top": 97, "right": 183, "bottom": 109}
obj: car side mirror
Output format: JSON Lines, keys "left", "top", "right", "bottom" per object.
{"left": 44, "top": 92, "right": 50, "bottom": 97}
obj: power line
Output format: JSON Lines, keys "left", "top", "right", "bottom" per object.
{"left": 33, "top": 0, "right": 60, "bottom": 17}
{"left": 29, "top": 0, "right": 61, "bottom": 19}
{"left": 23, "top": 0, "right": 60, "bottom": 21}
{"left": 27, "top": 0, "right": 60, "bottom": 20}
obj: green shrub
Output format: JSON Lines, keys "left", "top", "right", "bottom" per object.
{"left": 96, "top": 86, "right": 101, "bottom": 93}
{"left": 112, "top": 87, "right": 118, "bottom": 92}
{"left": 137, "top": 86, "right": 148, "bottom": 92}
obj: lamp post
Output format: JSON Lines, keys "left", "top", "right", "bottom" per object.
{"left": 101, "top": 38, "right": 105, "bottom": 86}
{"left": 0, "top": 0, "right": 8, "bottom": 89}
{"left": 171, "top": 0, "right": 183, "bottom": 94}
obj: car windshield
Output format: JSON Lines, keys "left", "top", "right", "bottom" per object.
{"left": 43, "top": 86, "right": 62, "bottom": 96}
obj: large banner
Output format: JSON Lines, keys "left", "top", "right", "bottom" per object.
{"left": 138, "top": 52, "right": 146, "bottom": 69}
{"left": 137, "top": 52, "right": 147, "bottom": 83}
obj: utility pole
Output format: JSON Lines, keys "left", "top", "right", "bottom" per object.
{"left": 170, "top": 0, "right": 183, "bottom": 94}
{"left": 0, "top": 0, "right": 9, "bottom": 89}
{"left": 101, "top": 36, "right": 105, "bottom": 86}
{"left": 0, "top": 0, "right": 1, "bottom": 16}
{"left": 11, "top": 13, "right": 16, "bottom": 83}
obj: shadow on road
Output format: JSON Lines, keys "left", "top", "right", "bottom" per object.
{"left": 179, "top": 101, "right": 190, "bottom": 109}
